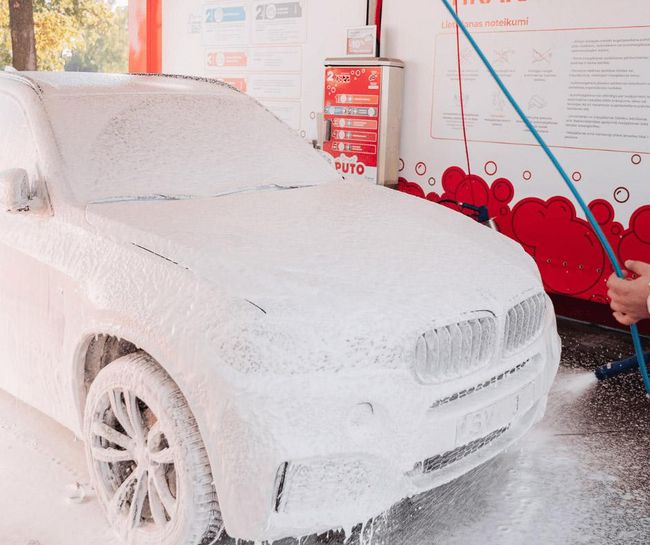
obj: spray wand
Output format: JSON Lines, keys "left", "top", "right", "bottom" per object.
{"left": 439, "top": 0, "right": 650, "bottom": 397}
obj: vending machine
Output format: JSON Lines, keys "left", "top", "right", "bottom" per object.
{"left": 320, "top": 57, "right": 404, "bottom": 186}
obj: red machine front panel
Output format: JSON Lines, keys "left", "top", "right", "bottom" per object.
{"left": 323, "top": 66, "right": 382, "bottom": 184}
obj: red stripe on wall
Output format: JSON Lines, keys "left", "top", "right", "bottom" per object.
{"left": 129, "top": 0, "right": 162, "bottom": 73}
{"left": 375, "top": 0, "right": 383, "bottom": 53}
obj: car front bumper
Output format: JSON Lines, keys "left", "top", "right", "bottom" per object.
{"left": 212, "top": 302, "right": 561, "bottom": 541}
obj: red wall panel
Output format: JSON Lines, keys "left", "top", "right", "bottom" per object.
{"left": 129, "top": 0, "right": 162, "bottom": 73}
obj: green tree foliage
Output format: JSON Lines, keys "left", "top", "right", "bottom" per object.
{"left": 0, "top": 5, "right": 11, "bottom": 68}
{"left": 0, "top": 0, "right": 128, "bottom": 72}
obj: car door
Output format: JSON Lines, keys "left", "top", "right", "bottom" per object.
{"left": 0, "top": 91, "right": 65, "bottom": 412}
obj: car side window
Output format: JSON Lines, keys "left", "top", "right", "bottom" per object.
{"left": 0, "top": 93, "right": 39, "bottom": 182}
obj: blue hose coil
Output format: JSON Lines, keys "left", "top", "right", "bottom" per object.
{"left": 439, "top": 0, "right": 650, "bottom": 397}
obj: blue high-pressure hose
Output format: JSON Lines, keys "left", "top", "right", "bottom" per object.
{"left": 439, "top": 0, "right": 650, "bottom": 397}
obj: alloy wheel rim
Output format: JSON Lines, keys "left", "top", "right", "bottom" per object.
{"left": 90, "top": 388, "right": 178, "bottom": 533}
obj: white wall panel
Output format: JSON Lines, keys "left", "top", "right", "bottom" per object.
{"left": 162, "top": 0, "right": 367, "bottom": 141}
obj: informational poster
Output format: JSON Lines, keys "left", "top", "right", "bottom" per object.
{"left": 251, "top": 1, "right": 307, "bottom": 44}
{"left": 162, "top": 0, "right": 367, "bottom": 140}
{"left": 382, "top": 0, "right": 650, "bottom": 306}
{"left": 431, "top": 27, "right": 650, "bottom": 153}
{"left": 203, "top": 2, "right": 249, "bottom": 45}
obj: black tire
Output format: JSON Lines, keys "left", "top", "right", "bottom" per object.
{"left": 84, "top": 352, "right": 222, "bottom": 545}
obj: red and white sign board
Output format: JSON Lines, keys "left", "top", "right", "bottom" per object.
{"left": 346, "top": 25, "right": 377, "bottom": 57}
{"left": 323, "top": 66, "right": 382, "bottom": 184}
{"left": 321, "top": 57, "right": 404, "bottom": 186}
{"left": 382, "top": 0, "right": 650, "bottom": 312}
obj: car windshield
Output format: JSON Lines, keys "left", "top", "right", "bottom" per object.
{"left": 44, "top": 90, "right": 339, "bottom": 204}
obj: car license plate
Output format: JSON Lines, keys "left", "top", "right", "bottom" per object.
{"left": 455, "top": 380, "right": 535, "bottom": 447}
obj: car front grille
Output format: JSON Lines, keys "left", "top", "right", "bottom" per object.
{"left": 413, "top": 426, "right": 510, "bottom": 475}
{"left": 504, "top": 293, "right": 547, "bottom": 356}
{"left": 430, "top": 359, "right": 531, "bottom": 409}
{"left": 414, "top": 315, "right": 497, "bottom": 384}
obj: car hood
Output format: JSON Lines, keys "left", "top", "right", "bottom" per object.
{"left": 85, "top": 182, "right": 542, "bottom": 366}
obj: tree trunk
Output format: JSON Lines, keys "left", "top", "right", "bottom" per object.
{"left": 8, "top": 0, "right": 37, "bottom": 71}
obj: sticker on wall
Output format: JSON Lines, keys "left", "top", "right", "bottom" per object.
{"left": 205, "top": 49, "right": 248, "bottom": 70}
{"left": 347, "top": 25, "right": 377, "bottom": 57}
{"left": 203, "top": 2, "right": 250, "bottom": 46}
{"left": 252, "top": 1, "right": 307, "bottom": 45}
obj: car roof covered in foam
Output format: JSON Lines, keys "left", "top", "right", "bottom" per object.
{"left": 0, "top": 71, "right": 239, "bottom": 98}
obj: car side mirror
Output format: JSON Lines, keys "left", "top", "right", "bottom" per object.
{"left": 0, "top": 168, "right": 44, "bottom": 213}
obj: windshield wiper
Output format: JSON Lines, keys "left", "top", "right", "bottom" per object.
{"left": 208, "top": 184, "right": 314, "bottom": 199}
{"left": 88, "top": 184, "right": 316, "bottom": 205}
{"left": 88, "top": 194, "right": 194, "bottom": 204}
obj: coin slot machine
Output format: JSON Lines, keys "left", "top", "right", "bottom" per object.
{"left": 321, "top": 57, "right": 404, "bottom": 186}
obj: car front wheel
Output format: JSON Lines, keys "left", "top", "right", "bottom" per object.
{"left": 84, "top": 352, "right": 221, "bottom": 545}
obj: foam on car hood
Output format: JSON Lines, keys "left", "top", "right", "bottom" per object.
{"left": 85, "top": 182, "right": 541, "bottom": 329}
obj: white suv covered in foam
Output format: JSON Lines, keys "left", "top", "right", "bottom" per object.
{"left": 0, "top": 72, "right": 560, "bottom": 544}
